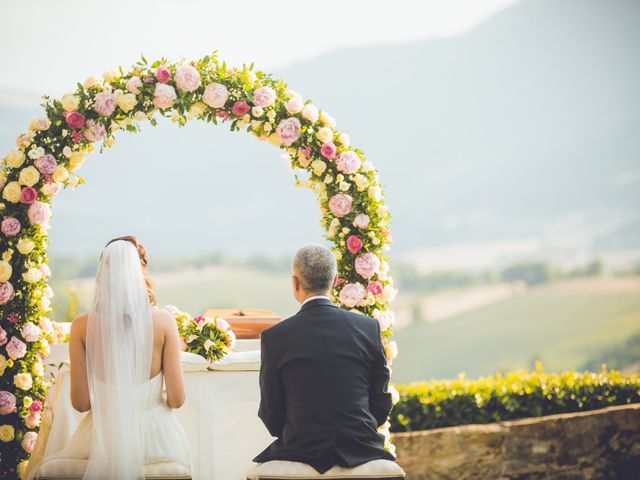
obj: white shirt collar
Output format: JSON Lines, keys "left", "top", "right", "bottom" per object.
{"left": 302, "top": 295, "right": 330, "bottom": 306}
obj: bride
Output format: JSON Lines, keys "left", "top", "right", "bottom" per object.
{"left": 30, "top": 236, "right": 191, "bottom": 479}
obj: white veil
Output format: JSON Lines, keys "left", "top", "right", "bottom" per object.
{"left": 84, "top": 240, "right": 153, "bottom": 479}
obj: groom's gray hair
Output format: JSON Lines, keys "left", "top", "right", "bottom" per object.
{"left": 292, "top": 244, "right": 337, "bottom": 293}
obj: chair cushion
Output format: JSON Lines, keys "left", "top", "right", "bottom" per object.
{"left": 246, "top": 459, "right": 405, "bottom": 479}
{"left": 34, "top": 458, "right": 191, "bottom": 479}
{"left": 180, "top": 351, "right": 209, "bottom": 371}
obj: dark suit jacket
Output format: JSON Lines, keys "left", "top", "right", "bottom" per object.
{"left": 253, "top": 298, "right": 394, "bottom": 473}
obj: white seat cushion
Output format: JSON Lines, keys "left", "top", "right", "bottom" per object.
{"left": 34, "top": 458, "right": 191, "bottom": 479}
{"left": 246, "top": 459, "right": 405, "bottom": 479}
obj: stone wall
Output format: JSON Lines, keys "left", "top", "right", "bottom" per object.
{"left": 392, "top": 404, "right": 640, "bottom": 479}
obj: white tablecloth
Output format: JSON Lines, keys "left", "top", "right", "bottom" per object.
{"left": 31, "top": 343, "right": 273, "bottom": 480}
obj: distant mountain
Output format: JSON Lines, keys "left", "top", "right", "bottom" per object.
{"left": 1, "top": 0, "right": 639, "bottom": 263}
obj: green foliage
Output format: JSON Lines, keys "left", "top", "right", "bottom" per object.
{"left": 390, "top": 368, "right": 640, "bottom": 432}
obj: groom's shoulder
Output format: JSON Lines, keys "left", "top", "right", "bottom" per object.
{"left": 261, "top": 313, "right": 299, "bottom": 340}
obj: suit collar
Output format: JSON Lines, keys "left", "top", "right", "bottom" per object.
{"left": 299, "top": 297, "right": 337, "bottom": 312}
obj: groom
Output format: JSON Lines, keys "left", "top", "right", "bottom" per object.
{"left": 254, "top": 244, "right": 395, "bottom": 473}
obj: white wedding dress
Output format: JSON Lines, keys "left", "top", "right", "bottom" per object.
{"left": 28, "top": 241, "right": 191, "bottom": 479}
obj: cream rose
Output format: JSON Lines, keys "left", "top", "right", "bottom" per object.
{"left": 52, "top": 166, "right": 70, "bottom": 183}
{"left": 338, "top": 132, "right": 350, "bottom": 147}
{"left": 4, "top": 151, "right": 25, "bottom": 169}
{"left": 285, "top": 95, "right": 304, "bottom": 114}
{"left": 251, "top": 106, "right": 264, "bottom": 117}
{"left": 28, "top": 118, "right": 51, "bottom": 131}
{"left": 311, "top": 160, "right": 327, "bottom": 176}
{"left": 0, "top": 261, "right": 12, "bottom": 282}
{"left": 316, "top": 127, "right": 334, "bottom": 143}
{"left": 368, "top": 185, "right": 382, "bottom": 202}
{"left": 2, "top": 182, "right": 22, "bottom": 203}
{"left": 354, "top": 174, "right": 370, "bottom": 191}
{"left": 17, "top": 238, "right": 35, "bottom": 255}
{"left": 320, "top": 111, "right": 336, "bottom": 128}
{"left": 23, "top": 267, "right": 43, "bottom": 284}
{"left": 19, "top": 166, "right": 40, "bottom": 187}
{"left": 60, "top": 93, "right": 80, "bottom": 111}
{"left": 83, "top": 75, "right": 101, "bottom": 88}
{"left": 302, "top": 104, "right": 319, "bottom": 123}
{"left": 28, "top": 147, "right": 44, "bottom": 160}
{"left": 115, "top": 92, "right": 137, "bottom": 113}
{"left": 103, "top": 69, "right": 119, "bottom": 82}
{"left": 0, "top": 424, "right": 15, "bottom": 442}
{"left": 14, "top": 372, "right": 33, "bottom": 391}
{"left": 69, "top": 152, "right": 85, "bottom": 171}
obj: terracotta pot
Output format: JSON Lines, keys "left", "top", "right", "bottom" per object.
{"left": 205, "top": 309, "right": 281, "bottom": 339}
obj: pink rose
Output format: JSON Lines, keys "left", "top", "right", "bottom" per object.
{"left": 355, "top": 253, "right": 380, "bottom": 280}
{"left": 71, "top": 130, "right": 84, "bottom": 143}
{"left": 252, "top": 86, "right": 276, "bottom": 107}
{"left": 276, "top": 117, "right": 301, "bottom": 146}
{"left": 6, "top": 336, "right": 27, "bottom": 360}
{"left": 353, "top": 214, "right": 370, "bottom": 230}
{"left": 21, "top": 431, "right": 38, "bottom": 453}
{"left": 25, "top": 412, "right": 41, "bottom": 429}
{"left": 0, "top": 282, "right": 15, "bottom": 305}
{"left": 338, "top": 282, "right": 366, "bottom": 308}
{"left": 64, "top": 111, "right": 86, "bottom": 129}
{"left": 0, "top": 391, "right": 16, "bottom": 415}
{"left": 215, "top": 317, "right": 231, "bottom": 332}
{"left": 16, "top": 134, "right": 31, "bottom": 149}
{"left": 83, "top": 119, "right": 106, "bottom": 142}
{"left": 153, "top": 84, "right": 177, "bottom": 109}
{"left": 126, "top": 76, "right": 143, "bottom": 94}
{"left": 28, "top": 400, "right": 43, "bottom": 414}
{"left": 328, "top": 194, "right": 353, "bottom": 217}
{"left": 7, "top": 313, "right": 20, "bottom": 325}
{"left": 93, "top": 92, "right": 117, "bottom": 117}
{"left": 20, "top": 322, "right": 41, "bottom": 342}
{"left": 28, "top": 201, "right": 52, "bottom": 226}
{"left": 216, "top": 110, "right": 229, "bottom": 119}
{"left": 336, "top": 151, "right": 361, "bottom": 174}
{"left": 193, "top": 315, "right": 205, "bottom": 324}
{"left": 1, "top": 217, "right": 21, "bottom": 237}
{"left": 0, "top": 326, "right": 7, "bottom": 346}
{"left": 320, "top": 142, "right": 337, "bottom": 160}
{"left": 231, "top": 101, "right": 251, "bottom": 117}
{"left": 366, "top": 281, "right": 383, "bottom": 296}
{"left": 155, "top": 64, "right": 172, "bottom": 83}
{"left": 35, "top": 154, "right": 57, "bottom": 175}
{"left": 346, "top": 235, "right": 363, "bottom": 254}
{"left": 203, "top": 83, "right": 229, "bottom": 108}
{"left": 20, "top": 187, "right": 38, "bottom": 205}
{"left": 175, "top": 65, "right": 201, "bottom": 92}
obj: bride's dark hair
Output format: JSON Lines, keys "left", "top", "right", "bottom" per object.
{"left": 105, "top": 235, "right": 157, "bottom": 306}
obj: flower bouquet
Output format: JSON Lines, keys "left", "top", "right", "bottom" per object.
{"left": 165, "top": 306, "right": 235, "bottom": 363}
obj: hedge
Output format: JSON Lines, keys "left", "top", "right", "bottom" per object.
{"left": 390, "top": 367, "right": 640, "bottom": 432}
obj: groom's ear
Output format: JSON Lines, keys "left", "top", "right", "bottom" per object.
{"left": 292, "top": 274, "right": 300, "bottom": 292}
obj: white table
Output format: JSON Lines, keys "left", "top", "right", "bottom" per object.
{"left": 31, "top": 342, "right": 273, "bottom": 480}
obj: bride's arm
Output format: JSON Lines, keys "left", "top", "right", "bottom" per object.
{"left": 159, "top": 310, "right": 186, "bottom": 408}
{"left": 69, "top": 314, "right": 91, "bottom": 412}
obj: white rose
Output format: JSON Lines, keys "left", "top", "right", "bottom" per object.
{"left": 338, "top": 133, "right": 350, "bottom": 147}
{"left": 316, "top": 127, "right": 334, "bottom": 143}
{"left": 339, "top": 181, "right": 350, "bottom": 191}
{"left": 251, "top": 106, "right": 264, "bottom": 117}
{"left": 28, "top": 147, "right": 44, "bottom": 160}
{"left": 62, "top": 146, "right": 72, "bottom": 158}
{"left": 263, "top": 122, "right": 273, "bottom": 133}
{"left": 52, "top": 166, "right": 69, "bottom": 183}
{"left": 14, "top": 372, "right": 33, "bottom": 391}
{"left": 286, "top": 95, "right": 304, "bottom": 114}
{"left": 324, "top": 175, "right": 334, "bottom": 184}
{"left": 103, "top": 69, "right": 119, "bottom": 82}
{"left": 382, "top": 285, "right": 397, "bottom": 302}
{"left": 302, "top": 104, "right": 319, "bottom": 123}
{"left": 320, "top": 111, "right": 336, "bottom": 128}
{"left": 361, "top": 161, "right": 374, "bottom": 173}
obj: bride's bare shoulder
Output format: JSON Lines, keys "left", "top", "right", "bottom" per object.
{"left": 151, "top": 308, "right": 176, "bottom": 332}
{"left": 69, "top": 313, "right": 89, "bottom": 339}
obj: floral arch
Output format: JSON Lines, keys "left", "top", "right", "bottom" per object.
{"left": 0, "top": 53, "right": 398, "bottom": 476}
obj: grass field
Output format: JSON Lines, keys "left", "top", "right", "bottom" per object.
{"left": 392, "top": 277, "right": 640, "bottom": 383}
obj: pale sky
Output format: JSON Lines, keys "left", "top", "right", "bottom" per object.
{"left": 1, "top": 0, "right": 519, "bottom": 97}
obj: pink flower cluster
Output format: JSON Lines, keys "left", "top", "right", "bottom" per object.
{"left": 175, "top": 65, "right": 201, "bottom": 92}
{"left": 339, "top": 282, "right": 366, "bottom": 308}
{"left": 252, "top": 86, "right": 276, "bottom": 107}
{"left": 84, "top": 119, "right": 106, "bottom": 142}
{"left": 153, "top": 84, "right": 177, "bottom": 109}
{"left": 1, "top": 217, "right": 21, "bottom": 237}
{"left": 93, "top": 92, "right": 116, "bottom": 117}
{"left": 277, "top": 117, "right": 301, "bottom": 146}
{"left": 65, "top": 111, "right": 86, "bottom": 130}
{"left": 232, "top": 101, "right": 250, "bottom": 117}
{"left": 0, "top": 391, "right": 16, "bottom": 415}
{"left": 6, "top": 336, "right": 26, "bottom": 360}
{"left": 28, "top": 201, "right": 51, "bottom": 226}
{"left": 355, "top": 253, "right": 380, "bottom": 280}
{"left": 336, "top": 151, "right": 361, "bottom": 174}
{"left": 35, "top": 154, "right": 57, "bottom": 175}
{"left": 328, "top": 194, "right": 353, "bottom": 217}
